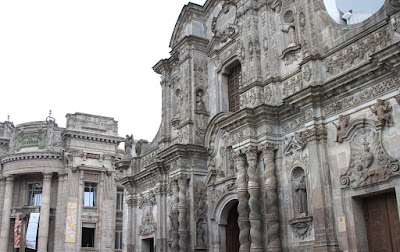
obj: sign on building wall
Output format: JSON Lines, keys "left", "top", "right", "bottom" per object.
{"left": 14, "top": 214, "right": 21, "bottom": 248}
{"left": 16, "top": 131, "right": 46, "bottom": 150}
{"left": 65, "top": 202, "right": 78, "bottom": 243}
{"left": 26, "top": 213, "right": 40, "bottom": 250}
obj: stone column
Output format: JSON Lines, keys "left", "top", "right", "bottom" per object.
{"left": 396, "top": 186, "right": 400, "bottom": 225}
{"left": 38, "top": 173, "right": 52, "bottom": 252}
{"left": 171, "top": 179, "right": 180, "bottom": 252}
{"left": 0, "top": 178, "right": 6, "bottom": 229}
{"left": 0, "top": 176, "right": 14, "bottom": 252}
{"left": 261, "top": 143, "right": 281, "bottom": 251}
{"left": 245, "top": 146, "right": 263, "bottom": 251}
{"left": 234, "top": 152, "right": 250, "bottom": 252}
{"left": 178, "top": 176, "right": 189, "bottom": 252}
{"left": 54, "top": 173, "right": 66, "bottom": 251}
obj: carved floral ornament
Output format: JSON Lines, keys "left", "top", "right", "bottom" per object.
{"left": 338, "top": 118, "right": 400, "bottom": 188}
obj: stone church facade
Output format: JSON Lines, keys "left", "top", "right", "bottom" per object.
{"left": 119, "top": 0, "right": 400, "bottom": 251}
{"left": 1, "top": 0, "right": 400, "bottom": 251}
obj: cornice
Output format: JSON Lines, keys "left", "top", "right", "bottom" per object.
{"left": 62, "top": 130, "right": 124, "bottom": 144}
{"left": 1, "top": 151, "right": 62, "bottom": 165}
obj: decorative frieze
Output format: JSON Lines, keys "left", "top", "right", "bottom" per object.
{"left": 323, "top": 76, "right": 399, "bottom": 116}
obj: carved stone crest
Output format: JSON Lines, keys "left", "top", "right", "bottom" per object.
{"left": 289, "top": 216, "right": 313, "bottom": 240}
{"left": 338, "top": 119, "right": 400, "bottom": 188}
{"left": 211, "top": 0, "right": 238, "bottom": 43}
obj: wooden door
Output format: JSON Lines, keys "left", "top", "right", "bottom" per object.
{"left": 226, "top": 202, "right": 240, "bottom": 252}
{"left": 364, "top": 192, "right": 400, "bottom": 251}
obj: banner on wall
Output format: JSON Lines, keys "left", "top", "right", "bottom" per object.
{"left": 65, "top": 202, "right": 78, "bottom": 243}
{"left": 14, "top": 214, "right": 22, "bottom": 248}
{"left": 26, "top": 213, "right": 40, "bottom": 249}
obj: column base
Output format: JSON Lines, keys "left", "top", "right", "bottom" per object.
{"left": 313, "top": 244, "right": 341, "bottom": 252}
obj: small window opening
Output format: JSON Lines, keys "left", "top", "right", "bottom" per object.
{"left": 227, "top": 64, "right": 241, "bottom": 112}
{"left": 82, "top": 227, "right": 95, "bottom": 247}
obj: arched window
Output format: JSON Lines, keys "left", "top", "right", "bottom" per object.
{"left": 227, "top": 64, "right": 241, "bottom": 112}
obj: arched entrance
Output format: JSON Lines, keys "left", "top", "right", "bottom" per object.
{"left": 226, "top": 201, "right": 239, "bottom": 252}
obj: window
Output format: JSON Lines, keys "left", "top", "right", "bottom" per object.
{"left": 115, "top": 225, "right": 123, "bottom": 250}
{"left": 116, "top": 187, "right": 124, "bottom": 219}
{"left": 228, "top": 64, "right": 241, "bottom": 112}
{"left": 28, "top": 183, "right": 42, "bottom": 206}
{"left": 84, "top": 183, "right": 97, "bottom": 207}
{"left": 82, "top": 225, "right": 95, "bottom": 247}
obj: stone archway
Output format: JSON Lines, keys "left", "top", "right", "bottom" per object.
{"left": 226, "top": 201, "right": 239, "bottom": 252}
{"left": 212, "top": 194, "right": 239, "bottom": 252}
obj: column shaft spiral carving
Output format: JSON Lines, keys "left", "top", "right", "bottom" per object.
{"left": 261, "top": 144, "right": 281, "bottom": 251}
{"left": 178, "top": 177, "right": 189, "bottom": 252}
{"left": 246, "top": 146, "right": 263, "bottom": 251}
{"left": 171, "top": 180, "right": 180, "bottom": 252}
{"left": 234, "top": 152, "right": 251, "bottom": 252}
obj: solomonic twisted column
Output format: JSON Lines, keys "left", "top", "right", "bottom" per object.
{"left": 261, "top": 143, "right": 281, "bottom": 251}
{"left": 245, "top": 146, "right": 263, "bottom": 251}
{"left": 170, "top": 179, "right": 180, "bottom": 252}
{"left": 234, "top": 151, "right": 250, "bottom": 252}
{"left": 178, "top": 176, "right": 189, "bottom": 252}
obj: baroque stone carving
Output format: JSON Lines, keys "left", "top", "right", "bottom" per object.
{"left": 292, "top": 167, "right": 308, "bottom": 217}
{"left": 282, "top": 10, "right": 297, "bottom": 49}
{"left": 289, "top": 216, "right": 313, "bottom": 240}
{"left": 338, "top": 119, "right": 400, "bottom": 188}
{"left": 332, "top": 115, "right": 350, "bottom": 142}
{"left": 324, "top": 77, "right": 399, "bottom": 116}
{"left": 138, "top": 190, "right": 157, "bottom": 235}
{"left": 124, "top": 134, "right": 134, "bottom": 155}
{"left": 391, "top": 0, "right": 400, "bottom": 8}
{"left": 194, "top": 181, "right": 208, "bottom": 248}
{"left": 395, "top": 94, "right": 400, "bottom": 105}
{"left": 369, "top": 99, "right": 393, "bottom": 126}
{"left": 325, "top": 29, "right": 390, "bottom": 77}
{"left": 211, "top": 0, "right": 238, "bottom": 43}
{"left": 283, "top": 131, "right": 308, "bottom": 155}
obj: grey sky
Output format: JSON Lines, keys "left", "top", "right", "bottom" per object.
{"left": 336, "top": 0, "right": 385, "bottom": 13}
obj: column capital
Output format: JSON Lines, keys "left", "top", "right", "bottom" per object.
{"left": 43, "top": 173, "right": 53, "bottom": 181}
{"left": 245, "top": 145, "right": 258, "bottom": 161}
{"left": 259, "top": 142, "right": 278, "bottom": 157}
{"left": 5, "top": 175, "right": 14, "bottom": 183}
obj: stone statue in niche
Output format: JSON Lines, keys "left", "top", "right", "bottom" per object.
{"left": 172, "top": 89, "right": 183, "bottom": 124}
{"left": 282, "top": 10, "right": 297, "bottom": 49}
{"left": 196, "top": 219, "right": 207, "bottom": 247}
{"left": 195, "top": 89, "right": 207, "bottom": 113}
{"left": 124, "top": 134, "right": 134, "bottom": 155}
{"left": 292, "top": 168, "right": 308, "bottom": 217}
{"left": 369, "top": 99, "right": 393, "bottom": 126}
{"left": 295, "top": 175, "right": 307, "bottom": 216}
{"left": 332, "top": 115, "right": 350, "bottom": 142}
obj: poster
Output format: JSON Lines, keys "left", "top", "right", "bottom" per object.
{"left": 26, "top": 213, "right": 40, "bottom": 249}
{"left": 14, "top": 214, "right": 21, "bottom": 248}
{"left": 65, "top": 202, "right": 78, "bottom": 243}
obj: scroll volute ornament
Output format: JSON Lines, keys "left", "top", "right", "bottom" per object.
{"left": 338, "top": 118, "right": 400, "bottom": 188}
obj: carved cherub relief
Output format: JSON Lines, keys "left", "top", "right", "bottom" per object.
{"left": 369, "top": 99, "right": 393, "bottom": 126}
{"left": 332, "top": 115, "right": 350, "bottom": 142}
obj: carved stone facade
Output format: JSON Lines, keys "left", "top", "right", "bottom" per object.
{"left": 121, "top": 0, "right": 400, "bottom": 251}
{"left": 2, "top": 0, "right": 399, "bottom": 252}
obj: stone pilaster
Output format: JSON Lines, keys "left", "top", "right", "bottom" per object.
{"left": 125, "top": 181, "right": 136, "bottom": 252}
{"left": 245, "top": 146, "right": 263, "bottom": 251}
{"left": 38, "top": 173, "right": 52, "bottom": 252}
{"left": 178, "top": 176, "right": 189, "bottom": 252}
{"left": 234, "top": 152, "right": 250, "bottom": 252}
{"left": 261, "top": 143, "right": 281, "bottom": 252}
{"left": 306, "top": 126, "right": 340, "bottom": 251}
{"left": 0, "top": 176, "right": 14, "bottom": 252}
{"left": 171, "top": 179, "right": 180, "bottom": 252}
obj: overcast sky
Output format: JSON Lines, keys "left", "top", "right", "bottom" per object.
{"left": 0, "top": 0, "right": 383, "bottom": 141}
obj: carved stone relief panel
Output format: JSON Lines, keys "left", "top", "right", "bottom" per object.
{"left": 325, "top": 28, "right": 391, "bottom": 78}
{"left": 338, "top": 119, "right": 400, "bottom": 188}
{"left": 193, "top": 181, "right": 208, "bottom": 248}
{"left": 138, "top": 190, "right": 157, "bottom": 236}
